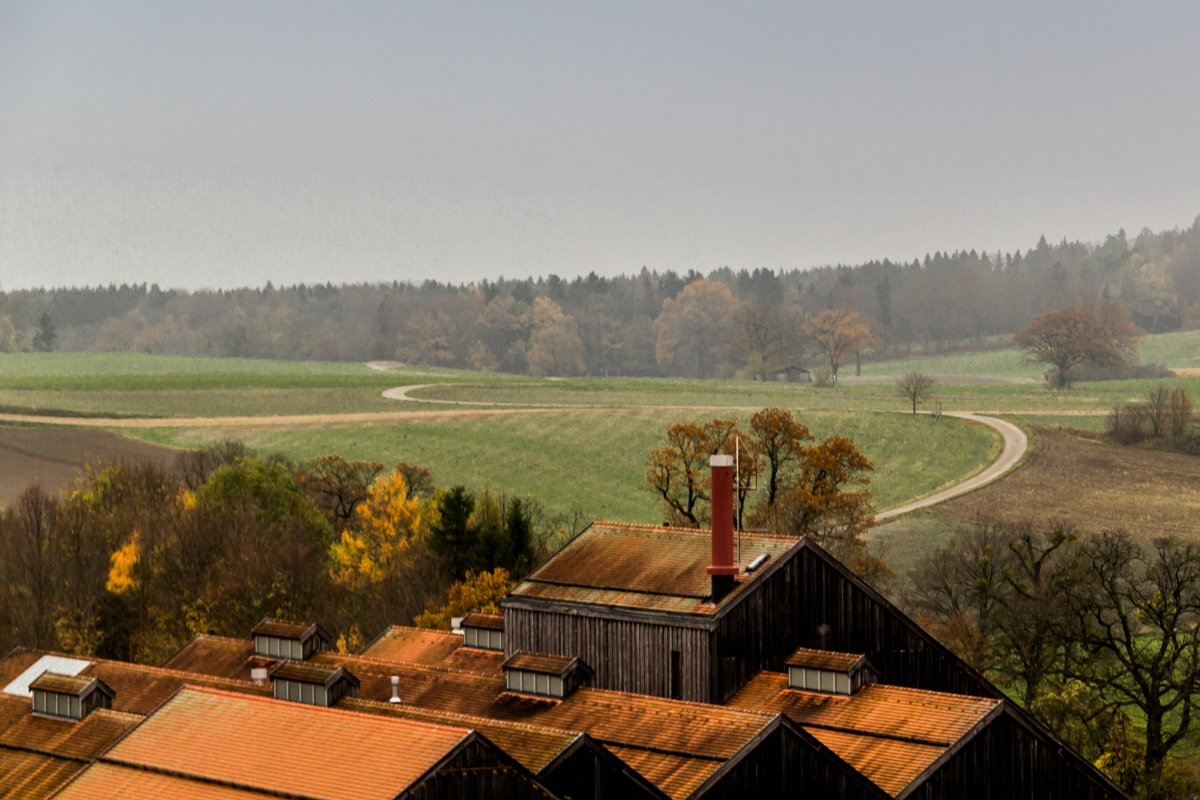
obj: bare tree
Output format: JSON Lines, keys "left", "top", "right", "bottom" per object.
{"left": 896, "top": 372, "right": 935, "bottom": 415}
{"left": 1064, "top": 531, "right": 1200, "bottom": 785}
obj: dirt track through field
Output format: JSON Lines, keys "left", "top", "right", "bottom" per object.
{"left": 0, "top": 383, "right": 1034, "bottom": 517}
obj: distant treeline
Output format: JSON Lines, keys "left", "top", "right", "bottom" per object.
{"left": 3, "top": 218, "right": 1198, "bottom": 377}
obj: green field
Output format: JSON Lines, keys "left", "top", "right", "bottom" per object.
{"left": 1, "top": 332, "right": 1195, "bottom": 529}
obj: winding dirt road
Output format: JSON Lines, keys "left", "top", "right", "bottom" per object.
{"left": 0, "top": 383, "right": 1031, "bottom": 518}
{"left": 875, "top": 412, "right": 1028, "bottom": 521}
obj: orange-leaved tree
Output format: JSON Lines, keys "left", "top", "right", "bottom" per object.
{"left": 645, "top": 417, "right": 755, "bottom": 527}
{"left": 801, "top": 309, "right": 876, "bottom": 384}
{"left": 1014, "top": 303, "right": 1142, "bottom": 389}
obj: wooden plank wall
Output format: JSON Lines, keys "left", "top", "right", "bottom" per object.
{"left": 903, "top": 709, "right": 1125, "bottom": 800}
{"left": 505, "top": 607, "right": 710, "bottom": 702}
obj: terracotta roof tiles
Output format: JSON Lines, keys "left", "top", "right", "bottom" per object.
{"left": 785, "top": 647, "right": 866, "bottom": 672}
{"left": 0, "top": 695, "right": 139, "bottom": 760}
{"left": 504, "top": 651, "right": 580, "bottom": 677}
{"left": 102, "top": 686, "right": 474, "bottom": 800}
{"left": 53, "top": 762, "right": 281, "bottom": 799}
{"left": 510, "top": 522, "right": 801, "bottom": 615}
{"left": 0, "top": 748, "right": 89, "bottom": 800}
{"left": 359, "top": 625, "right": 465, "bottom": 665}
{"left": 728, "top": 672, "right": 1001, "bottom": 796}
{"left": 462, "top": 611, "right": 504, "bottom": 631}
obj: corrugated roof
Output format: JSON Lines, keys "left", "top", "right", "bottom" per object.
{"left": 785, "top": 647, "right": 866, "bottom": 672}
{"left": 504, "top": 652, "right": 579, "bottom": 677}
{"left": 52, "top": 762, "right": 281, "bottom": 799}
{"left": 728, "top": 672, "right": 1000, "bottom": 796}
{"left": 103, "top": 686, "right": 473, "bottom": 800}
{"left": 359, "top": 625, "right": 465, "bottom": 665}
{"left": 0, "top": 747, "right": 89, "bottom": 800}
{"left": 462, "top": 611, "right": 504, "bottom": 631}
{"left": 510, "top": 521, "right": 801, "bottom": 616}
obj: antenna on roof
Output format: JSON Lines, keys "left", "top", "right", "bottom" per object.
{"left": 389, "top": 675, "right": 401, "bottom": 704}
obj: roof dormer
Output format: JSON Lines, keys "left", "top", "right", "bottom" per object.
{"left": 29, "top": 672, "right": 114, "bottom": 722}
{"left": 461, "top": 612, "right": 504, "bottom": 651}
{"left": 503, "top": 651, "right": 592, "bottom": 699}
{"left": 786, "top": 648, "right": 877, "bottom": 696}
{"left": 251, "top": 619, "right": 332, "bottom": 660}
{"left": 269, "top": 661, "right": 359, "bottom": 708}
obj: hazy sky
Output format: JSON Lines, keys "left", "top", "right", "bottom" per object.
{"left": 2, "top": 1, "right": 1198, "bottom": 291}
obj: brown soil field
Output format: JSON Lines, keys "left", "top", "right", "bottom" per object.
{"left": 934, "top": 428, "right": 1200, "bottom": 540}
{"left": 0, "top": 426, "right": 180, "bottom": 507}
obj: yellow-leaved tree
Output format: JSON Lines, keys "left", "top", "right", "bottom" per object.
{"left": 413, "top": 568, "right": 514, "bottom": 630}
{"left": 330, "top": 469, "right": 423, "bottom": 589}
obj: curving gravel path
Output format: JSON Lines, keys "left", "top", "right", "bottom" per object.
{"left": 875, "top": 412, "right": 1028, "bottom": 521}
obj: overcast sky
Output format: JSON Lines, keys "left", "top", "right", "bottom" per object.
{"left": 1, "top": 1, "right": 1197, "bottom": 291}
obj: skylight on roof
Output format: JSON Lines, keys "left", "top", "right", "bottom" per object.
{"left": 2, "top": 655, "right": 92, "bottom": 698}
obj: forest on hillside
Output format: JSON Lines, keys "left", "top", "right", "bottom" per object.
{"left": 3, "top": 219, "right": 1198, "bottom": 377}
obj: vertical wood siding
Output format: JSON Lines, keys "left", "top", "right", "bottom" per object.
{"left": 505, "top": 608, "right": 711, "bottom": 702}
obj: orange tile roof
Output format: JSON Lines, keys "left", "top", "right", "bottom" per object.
{"left": 504, "top": 651, "right": 580, "bottom": 677}
{"left": 53, "top": 762, "right": 280, "bottom": 799}
{"left": 462, "top": 611, "right": 504, "bottom": 631}
{"left": 160, "top": 634, "right": 264, "bottom": 679}
{"left": 0, "top": 747, "right": 89, "bottom": 800}
{"left": 785, "top": 647, "right": 866, "bottom": 672}
{"left": 604, "top": 744, "right": 721, "bottom": 800}
{"left": 510, "top": 521, "right": 801, "bottom": 615}
{"left": 438, "top": 647, "right": 505, "bottom": 675}
{"left": 728, "top": 672, "right": 1001, "bottom": 796}
{"left": 103, "top": 686, "right": 474, "bottom": 800}
{"left": 251, "top": 618, "right": 327, "bottom": 641}
{"left": 310, "top": 651, "right": 775, "bottom": 765}
{"left": 340, "top": 697, "right": 580, "bottom": 774}
{"left": 0, "top": 695, "right": 139, "bottom": 760}
{"left": 359, "top": 625, "right": 466, "bottom": 664}
{"left": 269, "top": 660, "right": 357, "bottom": 688}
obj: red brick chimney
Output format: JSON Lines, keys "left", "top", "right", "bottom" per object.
{"left": 707, "top": 454, "right": 737, "bottom": 601}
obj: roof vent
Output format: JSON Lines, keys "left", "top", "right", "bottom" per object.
{"left": 503, "top": 651, "right": 592, "bottom": 699}
{"left": 745, "top": 553, "right": 770, "bottom": 573}
{"left": 389, "top": 675, "right": 402, "bottom": 705}
{"left": 251, "top": 619, "right": 332, "bottom": 661}
{"left": 269, "top": 661, "right": 359, "bottom": 707}
{"left": 250, "top": 667, "right": 269, "bottom": 686}
{"left": 461, "top": 612, "right": 504, "bottom": 651}
{"left": 29, "top": 672, "right": 114, "bottom": 722}
{"left": 786, "top": 648, "right": 877, "bottom": 696}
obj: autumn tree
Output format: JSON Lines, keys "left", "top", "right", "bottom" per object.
{"left": 801, "top": 309, "right": 876, "bottom": 384}
{"left": 526, "top": 296, "right": 585, "bottom": 376}
{"left": 773, "top": 435, "right": 883, "bottom": 582}
{"left": 1014, "top": 305, "right": 1141, "bottom": 389}
{"left": 747, "top": 407, "right": 812, "bottom": 509}
{"left": 413, "top": 568, "right": 514, "bottom": 630}
{"left": 646, "top": 418, "right": 753, "bottom": 526}
{"left": 296, "top": 454, "right": 385, "bottom": 526}
{"left": 896, "top": 372, "right": 935, "bottom": 414}
{"left": 654, "top": 280, "right": 741, "bottom": 378}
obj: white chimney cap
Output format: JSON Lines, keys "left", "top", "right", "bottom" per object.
{"left": 710, "top": 454, "right": 734, "bottom": 467}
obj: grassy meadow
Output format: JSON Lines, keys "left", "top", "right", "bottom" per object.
{"left": 1, "top": 329, "right": 1196, "bottom": 544}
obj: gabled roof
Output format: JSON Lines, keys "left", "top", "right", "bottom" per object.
{"left": 98, "top": 685, "right": 476, "bottom": 800}
{"left": 462, "top": 611, "right": 505, "bottom": 631}
{"left": 785, "top": 647, "right": 868, "bottom": 672}
{"left": 53, "top": 762, "right": 281, "bottom": 799}
{"left": 269, "top": 660, "right": 359, "bottom": 690}
{"left": 28, "top": 672, "right": 113, "bottom": 702}
{"left": 509, "top": 521, "right": 801, "bottom": 617}
{"left": 504, "top": 652, "right": 583, "bottom": 678}
{"left": 728, "top": 672, "right": 1001, "bottom": 797}
{"left": 0, "top": 747, "right": 92, "bottom": 800}
{"left": 251, "top": 617, "right": 331, "bottom": 644}
{"left": 0, "top": 694, "right": 138, "bottom": 760}
{"left": 302, "top": 650, "right": 776, "bottom": 799}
